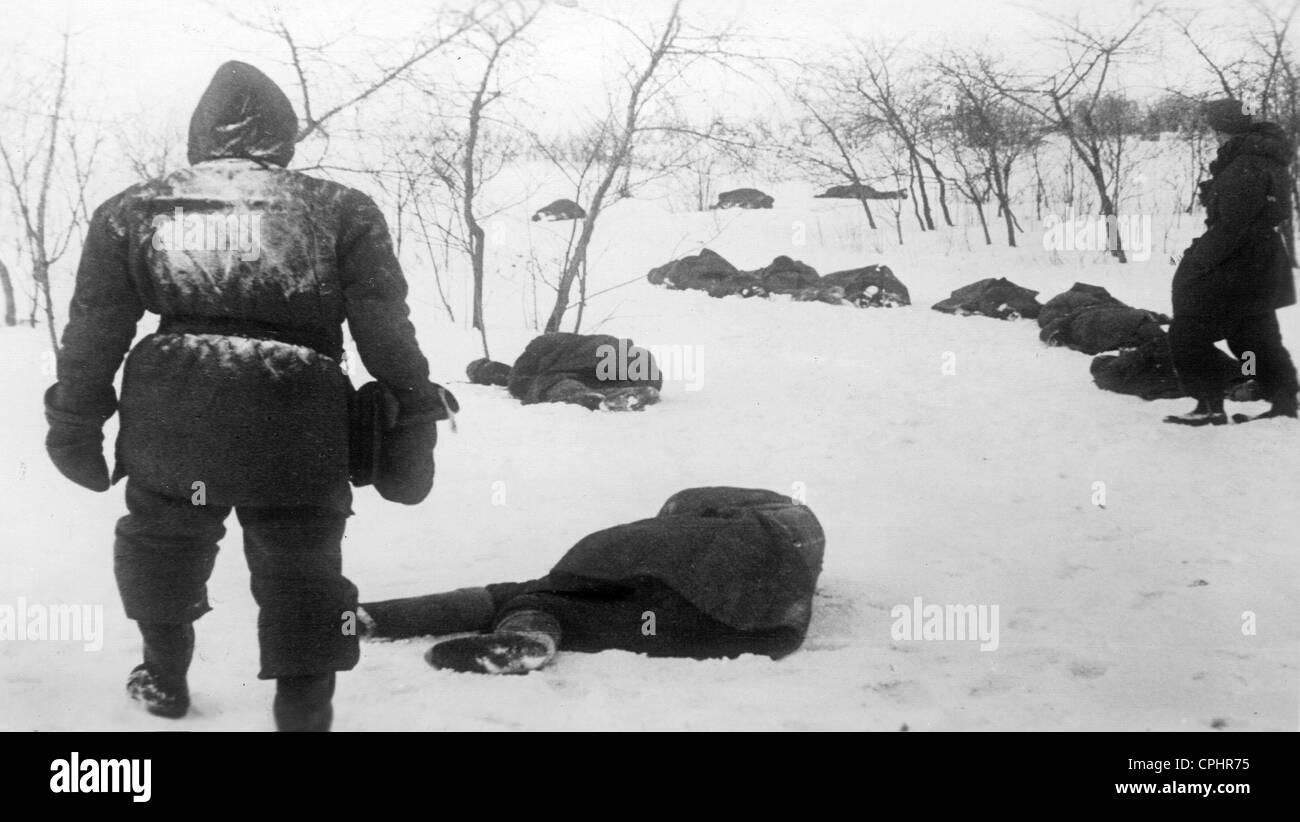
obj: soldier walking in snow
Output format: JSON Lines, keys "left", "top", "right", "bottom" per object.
{"left": 44, "top": 61, "right": 446, "bottom": 730}
{"left": 1165, "top": 98, "right": 1298, "bottom": 426}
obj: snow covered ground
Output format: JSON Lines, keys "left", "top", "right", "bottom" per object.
{"left": 2, "top": 177, "right": 1298, "bottom": 731}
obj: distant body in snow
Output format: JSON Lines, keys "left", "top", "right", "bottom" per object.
{"left": 467, "top": 332, "right": 662, "bottom": 411}
{"left": 815, "top": 182, "right": 907, "bottom": 200}
{"left": 932, "top": 278, "right": 1042, "bottom": 320}
{"left": 645, "top": 248, "right": 909, "bottom": 306}
{"left": 1166, "top": 99, "right": 1298, "bottom": 426}
{"left": 531, "top": 198, "right": 586, "bottom": 222}
{"left": 359, "top": 487, "right": 826, "bottom": 674}
{"left": 45, "top": 60, "right": 447, "bottom": 731}
{"left": 713, "top": 188, "right": 774, "bottom": 209}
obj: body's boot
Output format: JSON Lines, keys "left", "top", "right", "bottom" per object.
{"left": 426, "top": 610, "right": 561, "bottom": 675}
{"left": 1163, "top": 397, "right": 1228, "bottom": 426}
{"left": 274, "top": 673, "right": 335, "bottom": 732}
{"left": 126, "top": 622, "right": 194, "bottom": 719}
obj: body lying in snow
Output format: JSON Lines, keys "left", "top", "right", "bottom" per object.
{"left": 713, "top": 188, "right": 774, "bottom": 209}
{"left": 1037, "top": 283, "right": 1171, "bottom": 354}
{"left": 646, "top": 249, "right": 909, "bottom": 306}
{"left": 931, "top": 278, "right": 1042, "bottom": 320}
{"left": 358, "top": 487, "right": 825, "bottom": 674}
{"left": 531, "top": 198, "right": 586, "bottom": 222}
{"left": 466, "top": 332, "right": 662, "bottom": 411}
{"left": 1091, "top": 336, "right": 1258, "bottom": 402}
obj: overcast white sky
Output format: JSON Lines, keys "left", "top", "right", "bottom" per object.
{"left": 2, "top": 0, "right": 1264, "bottom": 107}
{"left": 0, "top": 0, "right": 1287, "bottom": 189}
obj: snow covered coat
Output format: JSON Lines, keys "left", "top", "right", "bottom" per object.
{"left": 1173, "top": 122, "right": 1296, "bottom": 317}
{"left": 52, "top": 61, "right": 435, "bottom": 511}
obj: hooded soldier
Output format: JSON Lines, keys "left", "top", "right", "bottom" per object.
{"left": 44, "top": 61, "right": 447, "bottom": 730}
{"left": 1165, "top": 98, "right": 1298, "bottom": 425}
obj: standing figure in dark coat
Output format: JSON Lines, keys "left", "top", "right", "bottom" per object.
{"left": 43, "top": 61, "right": 445, "bottom": 730}
{"left": 358, "top": 488, "right": 826, "bottom": 674}
{"left": 1165, "top": 99, "right": 1298, "bottom": 426}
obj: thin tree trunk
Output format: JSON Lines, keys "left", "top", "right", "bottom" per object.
{"left": 972, "top": 196, "right": 992, "bottom": 245}
{"left": 34, "top": 260, "right": 58, "bottom": 351}
{"left": 856, "top": 196, "right": 878, "bottom": 230}
{"left": 572, "top": 256, "right": 588, "bottom": 332}
{"left": 0, "top": 260, "right": 15, "bottom": 326}
{"left": 909, "top": 152, "right": 935, "bottom": 230}
{"left": 920, "top": 155, "right": 953, "bottom": 226}
{"left": 908, "top": 169, "right": 925, "bottom": 231}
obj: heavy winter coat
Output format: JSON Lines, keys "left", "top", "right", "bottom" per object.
{"left": 1041, "top": 306, "right": 1169, "bottom": 355}
{"left": 1090, "top": 337, "right": 1247, "bottom": 401}
{"left": 550, "top": 487, "right": 826, "bottom": 634}
{"left": 931, "top": 277, "right": 1042, "bottom": 320}
{"left": 54, "top": 61, "right": 433, "bottom": 511}
{"left": 819, "top": 265, "right": 911, "bottom": 306}
{"left": 1173, "top": 122, "right": 1296, "bottom": 317}
{"left": 1037, "top": 283, "right": 1127, "bottom": 330}
{"left": 507, "top": 333, "right": 662, "bottom": 404}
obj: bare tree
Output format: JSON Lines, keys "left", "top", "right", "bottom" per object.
{"left": 420, "top": 0, "right": 543, "bottom": 357}
{"left": 536, "top": 0, "right": 747, "bottom": 332}
{"left": 935, "top": 49, "right": 1045, "bottom": 247}
{"left": 1168, "top": 2, "right": 1299, "bottom": 262}
{"left": 849, "top": 42, "right": 953, "bottom": 230}
{"left": 0, "top": 33, "right": 101, "bottom": 351}
{"left": 992, "top": 11, "right": 1154, "bottom": 262}
{"left": 222, "top": 3, "right": 481, "bottom": 150}
{"left": 768, "top": 79, "right": 883, "bottom": 230}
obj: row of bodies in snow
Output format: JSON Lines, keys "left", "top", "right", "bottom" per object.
{"left": 932, "top": 279, "right": 1255, "bottom": 402}
{"left": 529, "top": 184, "right": 908, "bottom": 222}
{"left": 645, "top": 247, "right": 1250, "bottom": 403}
{"left": 646, "top": 248, "right": 911, "bottom": 308}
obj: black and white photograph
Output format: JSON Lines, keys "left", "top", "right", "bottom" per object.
{"left": 0, "top": 0, "right": 1296, "bottom": 754}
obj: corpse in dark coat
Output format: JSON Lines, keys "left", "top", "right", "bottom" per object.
{"left": 359, "top": 487, "right": 827, "bottom": 668}
{"left": 506, "top": 332, "right": 663, "bottom": 405}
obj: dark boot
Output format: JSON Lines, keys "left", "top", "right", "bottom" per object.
{"left": 126, "top": 622, "right": 194, "bottom": 719}
{"left": 274, "top": 673, "right": 335, "bottom": 732}
{"left": 1163, "top": 397, "right": 1227, "bottom": 426}
{"left": 425, "top": 610, "right": 561, "bottom": 675}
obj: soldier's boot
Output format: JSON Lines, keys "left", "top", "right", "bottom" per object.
{"left": 1163, "top": 397, "right": 1228, "bottom": 426}
{"left": 126, "top": 621, "right": 194, "bottom": 719}
{"left": 274, "top": 672, "right": 335, "bottom": 732}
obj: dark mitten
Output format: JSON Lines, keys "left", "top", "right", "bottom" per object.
{"left": 44, "top": 384, "right": 112, "bottom": 492}
{"left": 376, "top": 382, "right": 459, "bottom": 504}
{"left": 375, "top": 407, "right": 439, "bottom": 504}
